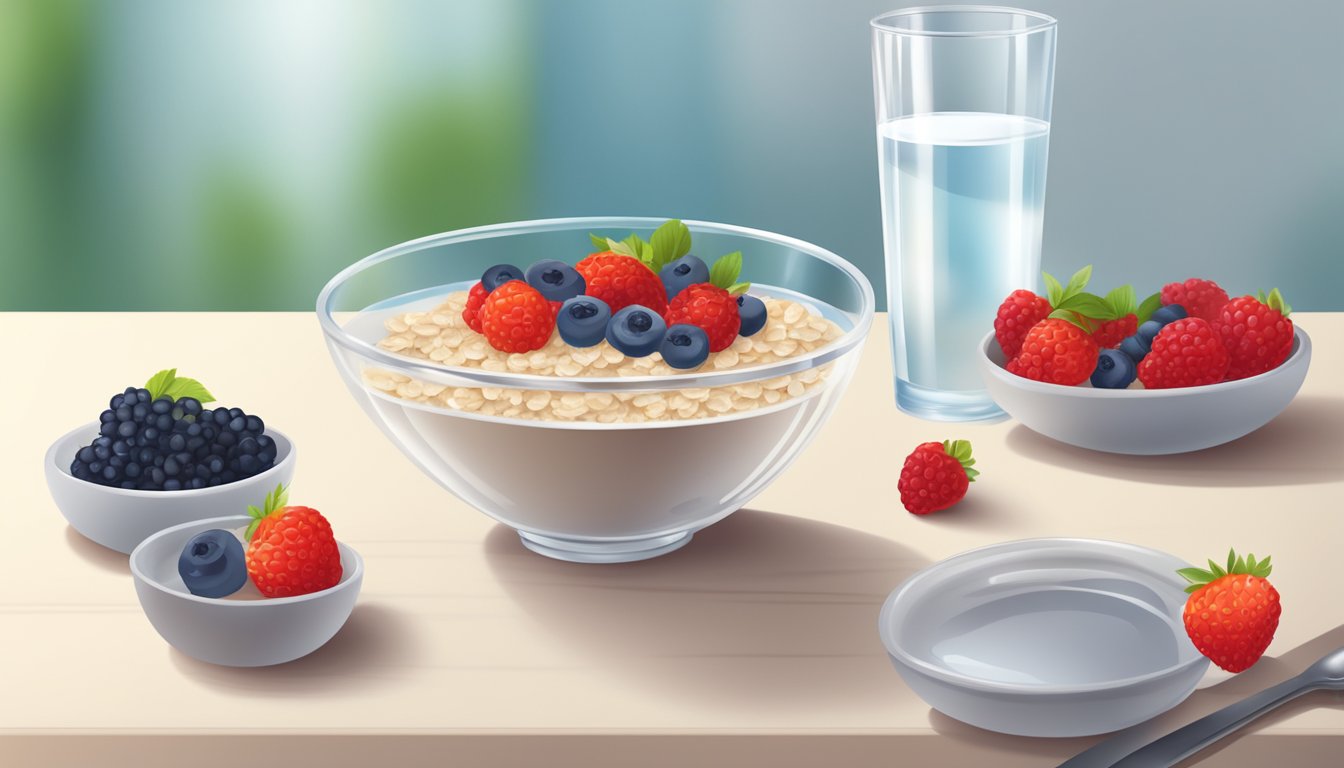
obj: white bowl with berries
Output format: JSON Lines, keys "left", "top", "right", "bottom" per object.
{"left": 46, "top": 370, "right": 297, "bottom": 554}
{"left": 980, "top": 271, "right": 1311, "bottom": 455}
{"left": 318, "top": 217, "right": 874, "bottom": 563}
{"left": 129, "top": 486, "right": 361, "bottom": 667}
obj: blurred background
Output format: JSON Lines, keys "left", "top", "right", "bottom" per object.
{"left": 2, "top": 0, "right": 1341, "bottom": 311}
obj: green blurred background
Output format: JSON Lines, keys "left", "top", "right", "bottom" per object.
{"left": 3, "top": 0, "right": 1341, "bottom": 311}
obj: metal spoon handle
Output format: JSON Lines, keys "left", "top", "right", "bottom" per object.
{"left": 1107, "top": 674, "right": 1313, "bottom": 767}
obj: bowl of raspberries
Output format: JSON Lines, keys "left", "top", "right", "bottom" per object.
{"left": 45, "top": 369, "right": 295, "bottom": 553}
{"left": 979, "top": 269, "right": 1310, "bottom": 454}
{"left": 317, "top": 217, "right": 874, "bottom": 563}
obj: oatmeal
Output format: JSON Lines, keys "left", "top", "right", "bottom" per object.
{"left": 366, "top": 291, "right": 844, "bottom": 423}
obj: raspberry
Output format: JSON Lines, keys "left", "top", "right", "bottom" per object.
{"left": 897, "top": 440, "right": 978, "bottom": 515}
{"left": 463, "top": 281, "right": 489, "bottom": 333}
{"left": 1213, "top": 292, "right": 1294, "bottom": 381}
{"left": 1161, "top": 278, "right": 1229, "bottom": 323}
{"left": 1137, "top": 317, "right": 1230, "bottom": 388}
{"left": 994, "top": 289, "right": 1052, "bottom": 358}
{"left": 575, "top": 252, "right": 668, "bottom": 315}
{"left": 1006, "top": 318, "right": 1099, "bottom": 386}
{"left": 664, "top": 283, "right": 741, "bottom": 352}
{"left": 479, "top": 281, "right": 556, "bottom": 353}
{"left": 1091, "top": 314, "right": 1137, "bottom": 349}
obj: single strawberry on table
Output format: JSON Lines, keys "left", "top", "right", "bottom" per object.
{"left": 1136, "top": 316, "right": 1230, "bottom": 388}
{"left": 245, "top": 484, "right": 343, "bottom": 599}
{"left": 897, "top": 440, "right": 979, "bottom": 515}
{"left": 1161, "top": 278, "right": 1229, "bottom": 323}
{"left": 1179, "top": 549, "right": 1281, "bottom": 673}
{"left": 1006, "top": 317, "right": 1100, "bottom": 386}
{"left": 1213, "top": 288, "right": 1294, "bottom": 381}
{"left": 663, "top": 251, "right": 750, "bottom": 353}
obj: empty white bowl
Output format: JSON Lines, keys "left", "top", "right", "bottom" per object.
{"left": 45, "top": 423, "right": 296, "bottom": 554}
{"left": 879, "top": 538, "right": 1209, "bottom": 737}
{"left": 979, "top": 327, "right": 1311, "bottom": 454}
{"left": 130, "top": 515, "right": 362, "bottom": 667}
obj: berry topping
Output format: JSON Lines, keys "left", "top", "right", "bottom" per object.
{"left": 1214, "top": 289, "right": 1294, "bottom": 381}
{"left": 575, "top": 252, "right": 668, "bottom": 316}
{"left": 463, "top": 282, "right": 489, "bottom": 333}
{"left": 1136, "top": 319, "right": 1163, "bottom": 344}
{"left": 479, "top": 280, "right": 556, "bottom": 354}
{"left": 1006, "top": 318, "right": 1100, "bottom": 386}
{"left": 1150, "top": 303, "right": 1187, "bottom": 325}
{"left": 1137, "top": 317, "right": 1230, "bottom": 388}
{"left": 178, "top": 529, "right": 247, "bottom": 599}
{"left": 897, "top": 440, "right": 978, "bottom": 515}
{"left": 1090, "top": 348, "right": 1137, "bottom": 389}
{"left": 736, "top": 294, "right": 767, "bottom": 337}
{"left": 481, "top": 263, "right": 525, "bottom": 292}
{"left": 660, "top": 324, "right": 711, "bottom": 370}
{"left": 1179, "top": 549, "right": 1281, "bottom": 673}
{"left": 1161, "top": 278, "right": 1229, "bottom": 323}
{"left": 1118, "top": 334, "right": 1151, "bottom": 364}
{"left": 664, "top": 283, "right": 741, "bottom": 353}
{"left": 659, "top": 254, "right": 710, "bottom": 301}
{"left": 245, "top": 484, "right": 342, "bottom": 599}
{"left": 994, "top": 289, "right": 1052, "bottom": 359}
{"left": 524, "top": 259, "right": 586, "bottom": 302}
{"left": 556, "top": 296, "right": 611, "bottom": 348}
{"left": 606, "top": 305, "right": 667, "bottom": 358}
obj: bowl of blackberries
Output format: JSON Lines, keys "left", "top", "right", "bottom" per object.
{"left": 45, "top": 369, "right": 295, "bottom": 554}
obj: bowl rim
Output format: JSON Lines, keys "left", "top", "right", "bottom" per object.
{"left": 878, "top": 537, "right": 1209, "bottom": 695}
{"left": 979, "top": 325, "right": 1310, "bottom": 398}
{"left": 130, "top": 514, "right": 363, "bottom": 607}
{"left": 47, "top": 422, "right": 296, "bottom": 499}
{"left": 315, "top": 216, "right": 876, "bottom": 392}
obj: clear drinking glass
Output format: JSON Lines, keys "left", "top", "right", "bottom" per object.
{"left": 872, "top": 6, "right": 1057, "bottom": 421}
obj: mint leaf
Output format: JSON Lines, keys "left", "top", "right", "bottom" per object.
{"left": 145, "top": 368, "right": 177, "bottom": 400}
{"left": 589, "top": 233, "right": 610, "bottom": 252}
{"left": 1043, "top": 271, "right": 1064, "bottom": 306}
{"left": 1104, "top": 284, "right": 1137, "bottom": 317}
{"left": 1064, "top": 265, "right": 1093, "bottom": 298}
{"left": 163, "top": 376, "right": 215, "bottom": 404}
{"left": 649, "top": 219, "right": 692, "bottom": 273}
{"left": 1054, "top": 291, "right": 1115, "bottom": 321}
{"left": 708, "top": 251, "right": 742, "bottom": 290}
{"left": 606, "top": 238, "right": 638, "bottom": 258}
{"left": 726, "top": 281, "right": 750, "bottom": 295}
{"left": 1136, "top": 291, "right": 1162, "bottom": 323}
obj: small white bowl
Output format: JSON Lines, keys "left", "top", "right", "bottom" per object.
{"left": 45, "top": 423, "right": 297, "bottom": 554}
{"left": 979, "top": 327, "right": 1311, "bottom": 454}
{"left": 879, "top": 538, "right": 1209, "bottom": 737}
{"left": 130, "top": 515, "right": 362, "bottom": 667}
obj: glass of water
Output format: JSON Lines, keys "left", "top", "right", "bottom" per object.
{"left": 872, "top": 6, "right": 1057, "bottom": 421}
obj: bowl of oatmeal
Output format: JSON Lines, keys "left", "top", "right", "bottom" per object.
{"left": 317, "top": 217, "right": 874, "bottom": 562}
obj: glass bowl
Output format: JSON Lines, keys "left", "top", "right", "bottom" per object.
{"left": 317, "top": 217, "right": 874, "bottom": 563}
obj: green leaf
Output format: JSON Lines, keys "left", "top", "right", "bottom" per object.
{"left": 589, "top": 233, "right": 610, "bottom": 251}
{"left": 1259, "top": 287, "right": 1292, "bottom": 317}
{"left": 163, "top": 376, "right": 215, "bottom": 404}
{"left": 606, "top": 237, "right": 638, "bottom": 258}
{"left": 1054, "top": 292, "right": 1116, "bottom": 321}
{"left": 1104, "top": 284, "right": 1137, "bottom": 317}
{"left": 1136, "top": 291, "right": 1163, "bottom": 323}
{"left": 1208, "top": 559, "right": 1227, "bottom": 579}
{"left": 1227, "top": 548, "right": 1237, "bottom": 574}
{"left": 1177, "top": 567, "right": 1215, "bottom": 584}
{"left": 709, "top": 251, "right": 743, "bottom": 290}
{"left": 1047, "top": 308, "right": 1091, "bottom": 329}
{"left": 726, "top": 281, "right": 751, "bottom": 295}
{"left": 648, "top": 219, "right": 692, "bottom": 272}
{"left": 1064, "top": 265, "right": 1093, "bottom": 298}
{"left": 144, "top": 369, "right": 177, "bottom": 400}
{"left": 942, "top": 439, "right": 978, "bottom": 480}
{"left": 1043, "top": 271, "right": 1064, "bottom": 306}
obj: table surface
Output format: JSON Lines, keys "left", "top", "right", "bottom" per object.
{"left": 4, "top": 312, "right": 1342, "bottom": 767}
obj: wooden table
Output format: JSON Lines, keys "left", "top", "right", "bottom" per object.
{"left": 4, "top": 313, "right": 1342, "bottom": 767}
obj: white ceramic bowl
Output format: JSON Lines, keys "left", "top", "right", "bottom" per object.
{"left": 879, "top": 538, "right": 1209, "bottom": 737}
{"left": 979, "top": 327, "right": 1311, "bottom": 454}
{"left": 130, "top": 515, "right": 362, "bottom": 667}
{"left": 317, "top": 217, "right": 874, "bottom": 563}
{"left": 46, "top": 423, "right": 296, "bottom": 554}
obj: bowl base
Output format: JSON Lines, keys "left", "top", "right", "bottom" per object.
{"left": 517, "top": 530, "right": 693, "bottom": 563}
{"left": 895, "top": 379, "right": 1007, "bottom": 423}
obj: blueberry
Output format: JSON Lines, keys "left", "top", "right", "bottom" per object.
{"left": 556, "top": 296, "right": 612, "bottom": 348}
{"left": 180, "top": 397, "right": 202, "bottom": 415}
{"left": 135, "top": 388, "right": 151, "bottom": 403}
{"left": 238, "top": 454, "right": 258, "bottom": 475}
{"left": 121, "top": 388, "right": 138, "bottom": 406}
{"left": 163, "top": 457, "right": 180, "bottom": 476}
{"left": 1137, "top": 319, "right": 1163, "bottom": 344}
{"left": 245, "top": 415, "right": 263, "bottom": 433}
{"left": 660, "top": 324, "right": 710, "bottom": 370}
{"left": 93, "top": 445, "right": 110, "bottom": 461}
{"left": 481, "top": 263, "right": 524, "bottom": 292}
{"left": 77, "top": 446, "right": 96, "bottom": 463}
{"left": 101, "top": 465, "right": 117, "bottom": 481}
{"left": 1091, "top": 349, "right": 1137, "bottom": 389}
{"left": 177, "top": 529, "right": 247, "bottom": 599}
{"left": 99, "top": 421, "right": 117, "bottom": 437}
{"left": 99, "top": 409, "right": 116, "bottom": 424}
{"left": 151, "top": 397, "right": 172, "bottom": 415}
{"left": 525, "top": 259, "right": 586, "bottom": 302}
{"left": 238, "top": 436, "right": 258, "bottom": 455}
{"left": 163, "top": 478, "right": 182, "bottom": 491}
{"left": 125, "top": 463, "right": 141, "bottom": 478}
{"left": 1150, "top": 304, "right": 1187, "bottom": 325}
{"left": 227, "top": 407, "right": 243, "bottom": 419}
{"left": 228, "top": 416, "right": 246, "bottom": 432}
{"left": 1119, "top": 334, "right": 1150, "bottom": 364}
{"left": 117, "top": 421, "right": 137, "bottom": 438}
{"left": 606, "top": 305, "right": 667, "bottom": 358}
{"left": 736, "top": 294, "right": 767, "bottom": 337}
{"left": 110, "top": 393, "right": 125, "bottom": 409}
{"left": 658, "top": 255, "right": 709, "bottom": 301}
{"left": 169, "top": 434, "right": 186, "bottom": 452}
{"left": 115, "top": 405, "right": 132, "bottom": 421}
{"left": 132, "top": 403, "right": 148, "bottom": 421}
{"left": 212, "top": 409, "right": 230, "bottom": 426}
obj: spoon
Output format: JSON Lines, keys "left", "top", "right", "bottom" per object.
{"left": 1059, "top": 645, "right": 1344, "bottom": 768}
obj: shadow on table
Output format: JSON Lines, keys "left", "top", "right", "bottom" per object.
{"left": 1004, "top": 395, "right": 1344, "bottom": 487}
{"left": 64, "top": 524, "right": 129, "bottom": 575}
{"left": 927, "top": 623, "right": 1344, "bottom": 767}
{"left": 483, "top": 509, "right": 927, "bottom": 713}
{"left": 168, "top": 601, "right": 423, "bottom": 696}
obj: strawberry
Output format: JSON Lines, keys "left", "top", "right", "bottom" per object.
{"left": 479, "top": 280, "right": 556, "bottom": 353}
{"left": 897, "top": 440, "right": 978, "bottom": 515}
{"left": 1161, "top": 278, "right": 1230, "bottom": 323}
{"left": 665, "top": 284, "right": 741, "bottom": 352}
{"left": 1006, "top": 318, "right": 1100, "bottom": 385}
{"left": 1214, "top": 289, "right": 1294, "bottom": 381}
{"left": 1137, "top": 317, "right": 1230, "bottom": 388}
{"left": 244, "top": 484, "right": 342, "bottom": 599}
{"left": 1179, "top": 549, "right": 1281, "bottom": 673}
{"left": 994, "top": 289, "right": 1051, "bottom": 358}
{"left": 463, "top": 281, "right": 489, "bottom": 333}
{"left": 576, "top": 252, "right": 668, "bottom": 316}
